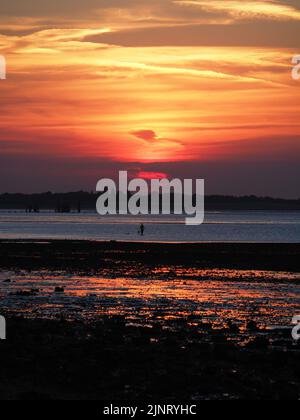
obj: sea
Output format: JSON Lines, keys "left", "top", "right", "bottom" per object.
{"left": 0, "top": 210, "right": 299, "bottom": 242}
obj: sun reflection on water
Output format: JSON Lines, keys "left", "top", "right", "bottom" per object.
{"left": 0, "top": 269, "right": 299, "bottom": 333}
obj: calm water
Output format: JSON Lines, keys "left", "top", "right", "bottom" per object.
{"left": 0, "top": 210, "right": 299, "bottom": 242}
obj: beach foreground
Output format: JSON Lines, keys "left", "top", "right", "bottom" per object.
{"left": 1, "top": 240, "right": 300, "bottom": 273}
{"left": 0, "top": 240, "right": 299, "bottom": 400}
{"left": 0, "top": 316, "right": 299, "bottom": 400}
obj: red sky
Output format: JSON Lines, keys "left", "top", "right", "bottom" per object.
{"left": 0, "top": 0, "right": 300, "bottom": 196}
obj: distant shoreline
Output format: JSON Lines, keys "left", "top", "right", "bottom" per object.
{"left": 1, "top": 192, "right": 300, "bottom": 211}
{"left": 1, "top": 208, "right": 300, "bottom": 213}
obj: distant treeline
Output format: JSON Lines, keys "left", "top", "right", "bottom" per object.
{"left": 0, "top": 192, "right": 300, "bottom": 212}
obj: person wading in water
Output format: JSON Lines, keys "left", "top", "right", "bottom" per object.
{"left": 139, "top": 224, "right": 145, "bottom": 236}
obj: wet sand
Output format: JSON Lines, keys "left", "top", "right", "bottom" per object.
{"left": 1, "top": 270, "right": 299, "bottom": 328}
{"left": 0, "top": 240, "right": 299, "bottom": 400}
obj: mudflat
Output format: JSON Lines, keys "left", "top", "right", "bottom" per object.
{"left": 0, "top": 240, "right": 299, "bottom": 400}
{"left": 1, "top": 240, "right": 300, "bottom": 273}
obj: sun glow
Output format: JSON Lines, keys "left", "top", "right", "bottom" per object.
{"left": 0, "top": 0, "right": 300, "bottom": 194}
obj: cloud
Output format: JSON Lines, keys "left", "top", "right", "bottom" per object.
{"left": 89, "top": 20, "right": 300, "bottom": 48}
{"left": 0, "top": 0, "right": 105, "bottom": 17}
{"left": 130, "top": 129, "right": 184, "bottom": 161}
{"left": 0, "top": 0, "right": 222, "bottom": 35}
{"left": 176, "top": 0, "right": 300, "bottom": 21}
{"left": 3, "top": 0, "right": 299, "bottom": 24}
{"left": 0, "top": 28, "right": 112, "bottom": 55}
{"left": 131, "top": 130, "right": 158, "bottom": 142}
{"left": 1, "top": 0, "right": 300, "bottom": 50}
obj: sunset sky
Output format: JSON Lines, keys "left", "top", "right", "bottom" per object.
{"left": 0, "top": 0, "right": 299, "bottom": 196}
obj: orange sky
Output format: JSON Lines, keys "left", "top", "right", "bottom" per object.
{"left": 0, "top": 0, "right": 300, "bottom": 195}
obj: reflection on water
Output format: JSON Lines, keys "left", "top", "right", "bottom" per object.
{"left": 0, "top": 269, "right": 299, "bottom": 330}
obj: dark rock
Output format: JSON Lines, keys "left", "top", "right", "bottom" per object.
{"left": 227, "top": 321, "right": 240, "bottom": 334}
{"left": 12, "top": 289, "right": 39, "bottom": 297}
{"left": 247, "top": 320, "right": 259, "bottom": 332}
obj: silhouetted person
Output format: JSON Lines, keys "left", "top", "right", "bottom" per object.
{"left": 140, "top": 224, "right": 145, "bottom": 236}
